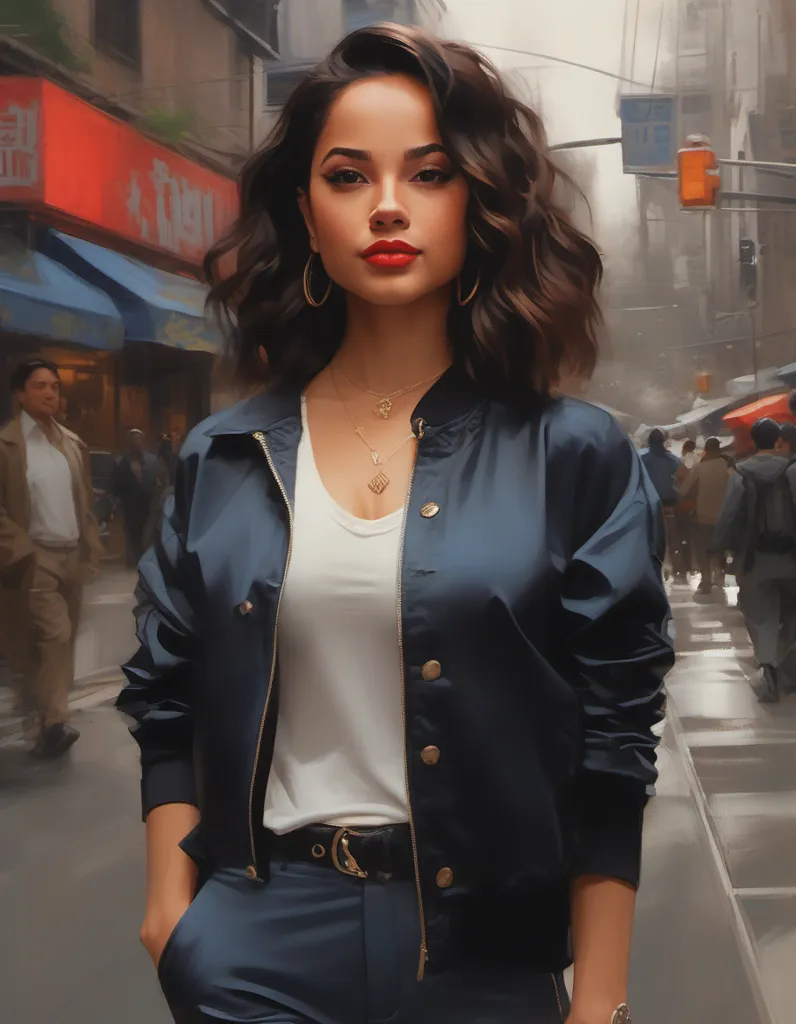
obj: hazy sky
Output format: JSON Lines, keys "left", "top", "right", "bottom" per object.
{"left": 440, "top": 0, "right": 667, "bottom": 268}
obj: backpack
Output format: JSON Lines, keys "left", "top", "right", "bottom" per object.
{"left": 738, "top": 465, "right": 796, "bottom": 553}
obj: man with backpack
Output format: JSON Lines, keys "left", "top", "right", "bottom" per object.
{"left": 714, "top": 418, "right": 796, "bottom": 702}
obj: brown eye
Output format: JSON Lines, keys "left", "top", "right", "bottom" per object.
{"left": 325, "top": 168, "right": 366, "bottom": 186}
{"left": 414, "top": 167, "right": 453, "bottom": 184}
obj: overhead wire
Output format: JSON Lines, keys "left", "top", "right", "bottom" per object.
{"left": 650, "top": 0, "right": 666, "bottom": 93}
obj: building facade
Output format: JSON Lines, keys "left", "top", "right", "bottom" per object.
{"left": 0, "top": 2, "right": 264, "bottom": 446}
{"left": 4, "top": 0, "right": 274, "bottom": 173}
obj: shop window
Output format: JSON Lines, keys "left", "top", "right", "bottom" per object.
{"left": 94, "top": 0, "right": 142, "bottom": 69}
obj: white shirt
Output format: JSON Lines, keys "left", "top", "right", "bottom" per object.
{"left": 21, "top": 411, "right": 80, "bottom": 545}
{"left": 263, "top": 398, "right": 409, "bottom": 834}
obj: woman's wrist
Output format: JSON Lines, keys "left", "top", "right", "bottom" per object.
{"left": 568, "top": 994, "right": 628, "bottom": 1024}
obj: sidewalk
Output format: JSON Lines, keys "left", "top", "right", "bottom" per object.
{"left": 0, "top": 567, "right": 137, "bottom": 740}
{"left": 667, "top": 576, "right": 796, "bottom": 1024}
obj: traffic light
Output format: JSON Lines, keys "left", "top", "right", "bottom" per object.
{"left": 677, "top": 134, "right": 721, "bottom": 208}
{"left": 739, "top": 237, "right": 758, "bottom": 300}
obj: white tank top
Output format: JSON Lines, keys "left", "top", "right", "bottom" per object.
{"left": 263, "top": 398, "right": 410, "bottom": 834}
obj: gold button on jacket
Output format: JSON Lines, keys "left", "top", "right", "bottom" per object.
{"left": 420, "top": 501, "right": 440, "bottom": 518}
{"left": 421, "top": 745, "right": 441, "bottom": 765}
{"left": 238, "top": 599, "right": 254, "bottom": 616}
{"left": 422, "top": 660, "right": 441, "bottom": 681}
{"left": 436, "top": 867, "right": 454, "bottom": 888}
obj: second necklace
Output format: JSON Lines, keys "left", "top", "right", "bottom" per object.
{"left": 331, "top": 368, "right": 417, "bottom": 495}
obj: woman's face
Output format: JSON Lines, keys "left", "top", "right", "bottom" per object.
{"left": 298, "top": 74, "right": 470, "bottom": 308}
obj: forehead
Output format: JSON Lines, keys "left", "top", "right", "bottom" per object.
{"left": 25, "top": 368, "right": 59, "bottom": 387}
{"left": 316, "top": 74, "right": 440, "bottom": 156}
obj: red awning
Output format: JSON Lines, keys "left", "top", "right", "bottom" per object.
{"left": 722, "top": 392, "right": 792, "bottom": 427}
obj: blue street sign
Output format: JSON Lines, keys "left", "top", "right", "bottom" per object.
{"left": 619, "top": 95, "right": 677, "bottom": 173}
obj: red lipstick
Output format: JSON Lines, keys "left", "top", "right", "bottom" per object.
{"left": 361, "top": 239, "right": 420, "bottom": 268}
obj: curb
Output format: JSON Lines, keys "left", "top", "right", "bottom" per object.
{"left": 666, "top": 694, "right": 776, "bottom": 1024}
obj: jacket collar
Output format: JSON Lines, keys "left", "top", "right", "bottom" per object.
{"left": 205, "top": 364, "right": 487, "bottom": 439}
{"left": 0, "top": 417, "right": 24, "bottom": 447}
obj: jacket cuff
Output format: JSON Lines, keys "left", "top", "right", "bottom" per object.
{"left": 569, "top": 774, "right": 648, "bottom": 889}
{"left": 141, "top": 756, "right": 198, "bottom": 821}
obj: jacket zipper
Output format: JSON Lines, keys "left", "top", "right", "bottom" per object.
{"left": 247, "top": 430, "right": 295, "bottom": 878}
{"left": 398, "top": 417, "right": 428, "bottom": 981}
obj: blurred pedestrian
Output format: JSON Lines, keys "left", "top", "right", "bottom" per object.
{"left": 112, "top": 428, "right": 157, "bottom": 566}
{"left": 0, "top": 359, "right": 102, "bottom": 756}
{"left": 640, "top": 428, "right": 689, "bottom": 580}
{"left": 679, "top": 437, "right": 733, "bottom": 594}
{"left": 675, "top": 439, "right": 699, "bottom": 573}
{"left": 681, "top": 438, "right": 699, "bottom": 470}
{"left": 143, "top": 435, "right": 178, "bottom": 550}
{"left": 777, "top": 421, "right": 796, "bottom": 460}
{"left": 715, "top": 418, "right": 796, "bottom": 702}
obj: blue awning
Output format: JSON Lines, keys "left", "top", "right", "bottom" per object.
{"left": 0, "top": 247, "right": 124, "bottom": 351}
{"left": 41, "top": 231, "right": 222, "bottom": 354}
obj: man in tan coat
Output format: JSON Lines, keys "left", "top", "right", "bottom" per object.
{"left": 679, "top": 436, "right": 733, "bottom": 594}
{"left": 0, "top": 359, "right": 102, "bottom": 757}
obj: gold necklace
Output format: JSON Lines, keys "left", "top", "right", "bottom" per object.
{"left": 336, "top": 365, "right": 442, "bottom": 419}
{"left": 331, "top": 368, "right": 417, "bottom": 494}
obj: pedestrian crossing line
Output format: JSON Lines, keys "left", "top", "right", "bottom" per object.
{"left": 677, "top": 647, "right": 755, "bottom": 658}
{"left": 733, "top": 887, "right": 796, "bottom": 899}
{"left": 684, "top": 731, "right": 796, "bottom": 748}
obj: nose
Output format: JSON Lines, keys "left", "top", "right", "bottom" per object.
{"left": 369, "top": 178, "right": 409, "bottom": 232}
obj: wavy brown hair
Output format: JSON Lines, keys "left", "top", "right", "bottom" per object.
{"left": 205, "top": 23, "right": 603, "bottom": 400}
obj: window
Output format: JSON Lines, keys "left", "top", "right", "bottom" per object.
{"left": 221, "top": 1, "right": 279, "bottom": 53}
{"left": 779, "top": 108, "right": 796, "bottom": 152}
{"left": 344, "top": 0, "right": 409, "bottom": 32}
{"left": 94, "top": 0, "right": 141, "bottom": 68}
{"left": 681, "top": 92, "right": 711, "bottom": 117}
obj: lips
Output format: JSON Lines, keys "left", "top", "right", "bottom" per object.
{"left": 361, "top": 239, "right": 421, "bottom": 268}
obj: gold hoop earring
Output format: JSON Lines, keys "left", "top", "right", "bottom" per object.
{"left": 303, "top": 253, "right": 332, "bottom": 308}
{"left": 457, "top": 269, "right": 481, "bottom": 307}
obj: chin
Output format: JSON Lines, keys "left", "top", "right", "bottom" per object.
{"left": 350, "top": 279, "right": 447, "bottom": 308}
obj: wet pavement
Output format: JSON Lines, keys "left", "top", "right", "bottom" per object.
{"left": 668, "top": 575, "right": 796, "bottom": 1024}
{"left": 0, "top": 574, "right": 792, "bottom": 1023}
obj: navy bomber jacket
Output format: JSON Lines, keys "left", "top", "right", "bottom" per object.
{"left": 117, "top": 367, "right": 673, "bottom": 973}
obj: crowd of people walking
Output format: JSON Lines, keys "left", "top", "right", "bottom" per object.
{"left": 642, "top": 404, "right": 796, "bottom": 705}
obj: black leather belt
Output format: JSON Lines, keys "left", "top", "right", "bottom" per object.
{"left": 271, "top": 824, "right": 414, "bottom": 881}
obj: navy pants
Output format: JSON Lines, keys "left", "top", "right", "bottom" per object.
{"left": 157, "top": 856, "right": 569, "bottom": 1023}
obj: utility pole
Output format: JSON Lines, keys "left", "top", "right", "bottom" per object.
{"left": 249, "top": 52, "right": 256, "bottom": 154}
{"left": 749, "top": 303, "right": 759, "bottom": 390}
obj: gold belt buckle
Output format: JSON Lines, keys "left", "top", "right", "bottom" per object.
{"left": 331, "top": 828, "right": 368, "bottom": 878}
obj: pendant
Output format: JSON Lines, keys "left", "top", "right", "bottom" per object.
{"left": 370, "top": 451, "right": 380, "bottom": 466}
{"left": 368, "top": 471, "right": 390, "bottom": 494}
{"left": 376, "top": 398, "right": 392, "bottom": 419}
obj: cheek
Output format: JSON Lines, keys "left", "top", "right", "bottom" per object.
{"left": 423, "top": 191, "right": 469, "bottom": 265}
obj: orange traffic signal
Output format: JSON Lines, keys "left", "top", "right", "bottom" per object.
{"left": 678, "top": 135, "right": 721, "bottom": 208}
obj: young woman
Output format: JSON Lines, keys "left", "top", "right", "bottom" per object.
{"left": 117, "top": 24, "right": 672, "bottom": 1024}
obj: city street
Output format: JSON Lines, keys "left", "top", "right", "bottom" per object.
{"left": 0, "top": 574, "right": 794, "bottom": 1023}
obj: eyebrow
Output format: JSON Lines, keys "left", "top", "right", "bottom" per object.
{"left": 320, "top": 143, "right": 447, "bottom": 166}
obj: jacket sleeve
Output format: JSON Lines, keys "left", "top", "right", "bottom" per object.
{"left": 561, "top": 427, "right": 673, "bottom": 888}
{"left": 116, "top": 456, "right": 198, "bottom": 819}
{"left": 0, "top": 446, "right": 35, "bottom": 584}
{"left": 712, "top": 472, "right": 746, "bottom": 553}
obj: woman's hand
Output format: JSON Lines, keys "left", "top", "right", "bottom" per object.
{"left": 140, "top": 898, "right": 192, "bottom": 968}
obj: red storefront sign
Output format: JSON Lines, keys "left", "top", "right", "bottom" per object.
{"left": 0, "top": 77, "right": 238, "bottom": 265}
